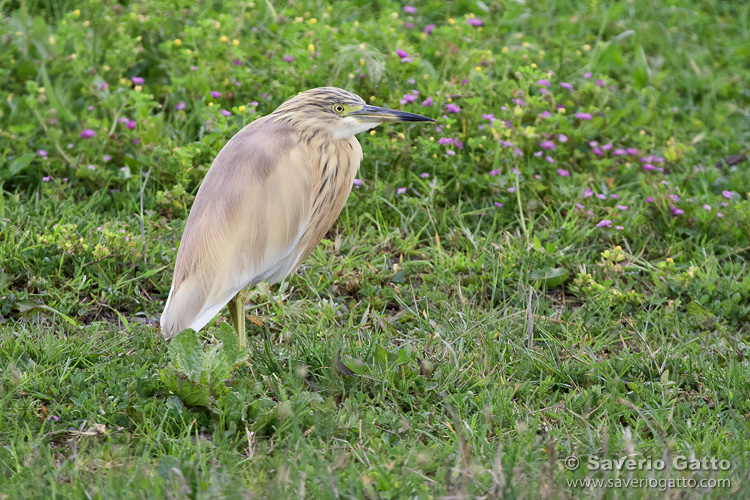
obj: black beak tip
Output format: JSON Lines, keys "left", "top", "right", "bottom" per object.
{"left": 402, "top": 114, "right": 436, "bottom": 123}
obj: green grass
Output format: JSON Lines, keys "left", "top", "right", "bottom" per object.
{"left": 1, "top": 0, "right": 750, "bottom": 498}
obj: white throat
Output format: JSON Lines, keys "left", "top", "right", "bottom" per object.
{"left": 332, "top": 116, "right": 380, "bottom": 139}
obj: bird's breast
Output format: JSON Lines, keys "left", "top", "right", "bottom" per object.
{"left": 295, "top": 137, "right": 362, "bottom": 264}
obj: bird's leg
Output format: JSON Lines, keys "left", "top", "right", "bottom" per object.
{"left": 228, "top": 285, "right": 253, "bottom": 348}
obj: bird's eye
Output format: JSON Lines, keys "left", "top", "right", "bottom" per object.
{"left": 333, "top": 104, "right": 345, "bottom": 113}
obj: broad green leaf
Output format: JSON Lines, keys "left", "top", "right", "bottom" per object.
{"left": 159, "top": 368, "right": 211, "bottom": 407}
{"left": 394, "top": 349, "right": 410, "bottom": 365}
{"left": 3, "top": 154, "right": 34, "bottom": 179}
{"left": 216, "top": 321, "right": 248, "bottom": 365}
{"left": 200, "top": 343, "right": 231, "bottom": 398}
{"left": 530, "top": 267, "right": 570, "bottom": 289}
{"left": 169, "top": 329, "right": 204, "bottom": 381}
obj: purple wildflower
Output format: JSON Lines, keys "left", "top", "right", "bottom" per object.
{"left": 80, "top": 129, "right": 96, "bottom": 138}
{"left": 538, "top": 111, "right": 552, "bottom": 119}
{"left": 396, "top": 49, "right": 409, "bottom": 59}
{"left": 595, "top": 79, "right": 605, "bottom": 87}
{"left": 489, "top": 169, "right": 501, "bottom": 176}
{"left": 613, "top": 148, "right": 626, "bottom": 156}
{"left": 596, "top": 220, "right": 612, "bottom": 228}
{"left": 126, "top": 120, "right": 136, "bottom": 130}
{"left": 557, "top": 168, "right": 569, "bottom": 176}
{"left": 540, "top": 140, "right": 556, "bottom": 150}
{"left": 702, "top": 204, "right": 711, "bottom": 211}
{"left": 717, "top": 213, "right": 724, "bottom": 218}
{"left": 672, "top": 207, "right": 684, "bottom": 216}
{"left": 131, "top": 76, "right": 144, "bottom": 85}
{"left": 98, "top": 81, "right": 109, "bottom": 90}
{"left": 232, "top": 59, "right": 243, "bottom": 66}
{"left": 583, "top": 188, "right": 593, "bottom": 198}
{"left": 283, "top": 55, "right": 294, "bottom": 63}
{"left": 422, "top": 97, "right": 433, "bottom": 106}
{"left": 445, "top": 103, "right": 461, "bottom": 113}
{"left": 616, "top": 205, "right": 628, "bottom": 210}
{"left": 646, "top": 196, "right": 654, "bottom": 203}
{"left": 438, "top": 138, "right": 453, "bottom": 145}
{"left": 424, "top": 24, "right": 435, "bottom": 35}
{"left": 481, "top": 114, "right": 496, "bottom": 122}
{"left": 353, "top": 179, "right": 362, "bottom": 189}
{"left": 511, "top": 99, "right": 525, "bottom": 106}
{"left": 103, "top": 155, "right": 112, "bottom": 162}
{"left": 583, "top": 72, "right": 592, "bottom": 79}
{"left": 397, "top": 187, "right": 407, "bottom": 194}
{"left": 560, "top": 82, "right": 574, "bottom": 90}
{"left": 221, "top": 110, "right": 231, "bottom": 117}
{"left": 597, "top": 194, "right": 607, "bottom": 200}
{"left": 669, "top": 194, "right": 680, "bottom": 203}
{"left": 626, "top": 148, "right": 639, "bottom": 156}
{"left": 575, "top": 112, "right": 592, "bottom": 120}
{"left": 446, "top": 150, "right": 456, "bottom": 156}
{"left": 545, "top": 156, "right": 555, "bottom": 164}
{"left": 643, "top": 164, "right": 657, "bottom": 171}
{"left": 494, "top": 202, "right": 503, "bottom": 208}
{"left": 466, "top": 18, "right": 483, "bottom": 27}
{"left": 420, "top": 173, "right": 429, "bottom": 178}
{"left": 36, "top": 149, "right": 48, "bottom": 157}
{"left": 615, "top": 226, "right": 624, "bottom": 231}
{"left": 722, "top": 190, "right": 733, "bottom": 199}
{"left": 42, "top": 176, "right": 51, "bottom": 182}
{"left": 176, "top": 101, "right": 186, "bottom": 110}
{"left": 559, "top": 134, "right": 569, "bottom": 143}
{"left": 536, "top": 79, "right": 550, "bottom": 88}
{"left": 210, "top": 91, "right": 222, "bottom": 98}
{"left": 404, "top": 6, "right": 417, "bottom": 13}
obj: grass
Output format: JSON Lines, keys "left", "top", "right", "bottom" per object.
{"left": 1, "top": 0, "right": 750, "bottom": 498}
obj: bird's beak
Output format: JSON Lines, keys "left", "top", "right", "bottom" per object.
{"left": 348, "top": 104, "right": 435, "bottom": 123}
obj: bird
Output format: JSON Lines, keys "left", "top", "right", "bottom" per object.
{"left": 160, "top": 87, "right": 435, "bottom": 346}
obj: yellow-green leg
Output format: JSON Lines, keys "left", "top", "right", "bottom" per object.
{"left": 227, "top": 285, "right": 253, "bottom": 348}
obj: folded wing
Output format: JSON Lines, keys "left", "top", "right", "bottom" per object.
{"left": 160, "top": 120, "right": 312, "bottom": 338}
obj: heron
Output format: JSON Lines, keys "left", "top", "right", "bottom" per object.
{"left": 160, "top": 87, "right": 434, "bottom": 346}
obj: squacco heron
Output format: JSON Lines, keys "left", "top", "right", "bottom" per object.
{"left": 161, "top": 87, "right": 434, "bottom": 346}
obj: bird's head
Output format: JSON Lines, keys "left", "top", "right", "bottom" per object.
{"left": 273, "top": 87, "right": 435, "bottom": 139}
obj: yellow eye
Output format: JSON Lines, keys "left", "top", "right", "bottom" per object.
{"left": 333, "top": 104, "right": 345, "bottom": 113}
